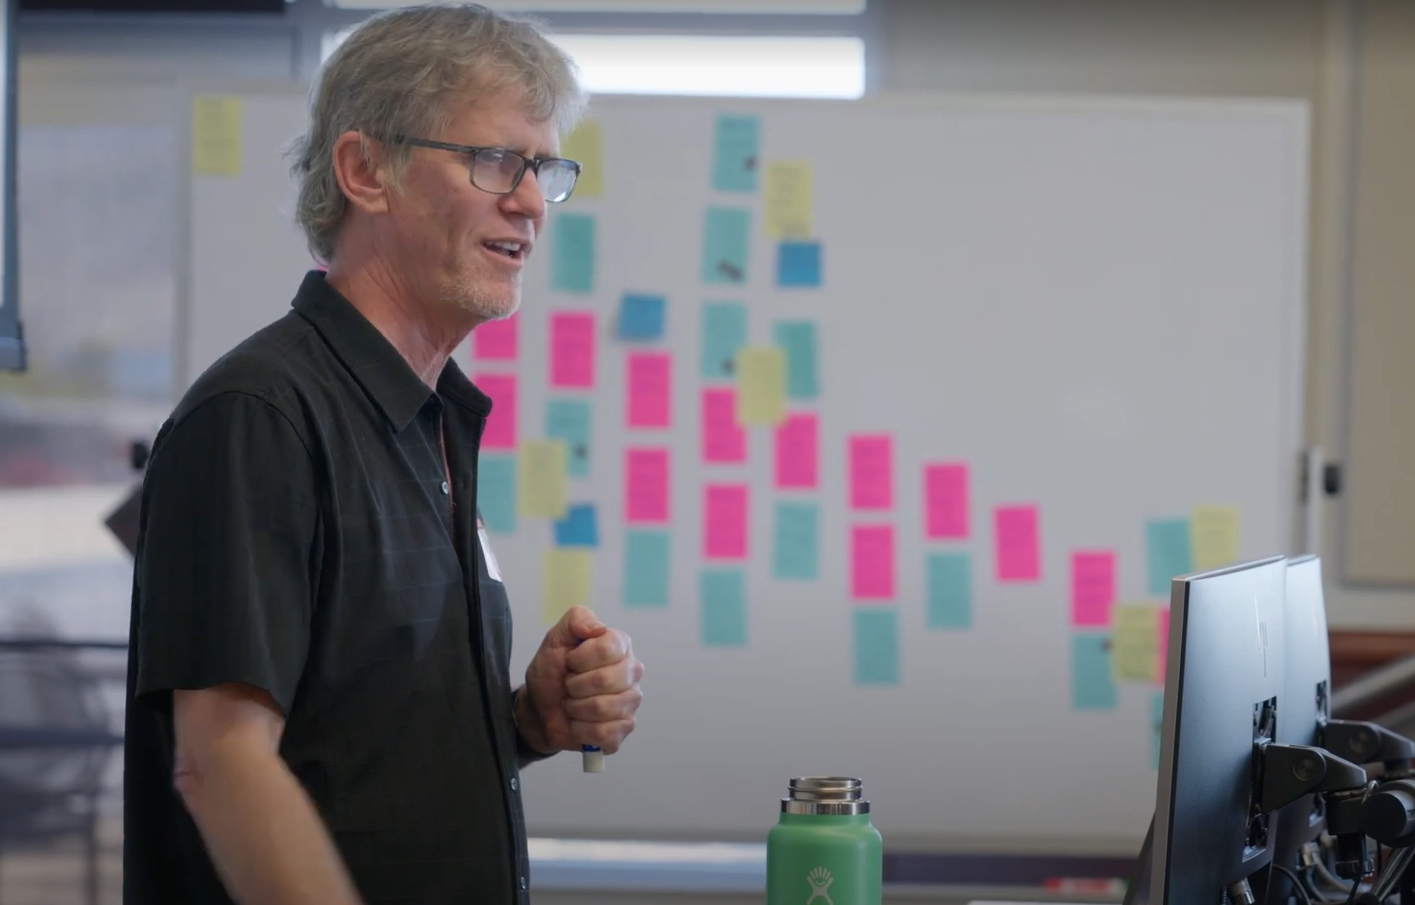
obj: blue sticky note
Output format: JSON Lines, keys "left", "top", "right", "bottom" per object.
{"left": 554, "top": 503, "right": 598, "bottom": 547}
{"left": 777, "top": 240, "right": 821, "bottom": 288}
{"left": 1147, "top": 517, "right": 1194, "bottom": 597}
{"left": 773, "top": 502, "right": 819, "bottom": 580}
{"left": 1072, "top": 633, "right": 1118, "bottom": 710}
{"left": 624, "top": 530, "right": 670, "bottom": 608}
{"left": 701, "top": 301, "right": 748, "bottom": 380}
{"left": 926, "top": 552, "right": 972, "bottom": 629}
{"left": 617, "top": 293, "right": 666, "bottom": 341}
{"left": 854, "top": 609, "right": 900, "bottom": 686}
{"left": 712, "top": 114, "right": 761, "bottom": 193}
{"left": 773, "top": 320, "right": 819, "bottom": 400}
{"left": 701, "top": 569, "right": 747, "bottom": 646}
{"left": 1152, "top": 690, "right": 1166, "bottom": 770}
{"left": 551, "top": 213, "right": 595, "bottom": 293}
{"left": 476, "top": 455, "right": 516, "bottom": 534}
{"left": 702, "top": 207, "right": 750, "bottom": 285}
{"left": 545, "top": 399, "right": 591, "bottom": 479}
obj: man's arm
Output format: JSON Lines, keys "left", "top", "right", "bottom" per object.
{"left": 173, "top": 683, "right": 362, "bottom": 905}
{"left": 512, "top": 685, "right": 558, "bottom": 769}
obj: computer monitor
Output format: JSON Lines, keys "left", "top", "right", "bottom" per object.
{"left": 1151, "top": 556, "right": 1289, "bottom": 905}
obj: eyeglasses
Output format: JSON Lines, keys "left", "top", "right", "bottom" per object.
{"left": 390, "top": 136, "right": 581, "bottom": 204}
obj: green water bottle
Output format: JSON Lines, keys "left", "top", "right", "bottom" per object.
{"left": 767, "top": 777, "right": 883, "bottom": 905}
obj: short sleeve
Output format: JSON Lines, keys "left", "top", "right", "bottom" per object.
{"left": 134, "top": 392, "right": 319, "bottom": 715}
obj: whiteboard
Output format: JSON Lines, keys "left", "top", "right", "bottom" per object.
{"left": 182, "top": 87, "right": 1310, "bottom": 851}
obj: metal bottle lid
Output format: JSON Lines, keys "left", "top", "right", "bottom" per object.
{"left": 781, "top": 776, "right": 871, "bottom": 815}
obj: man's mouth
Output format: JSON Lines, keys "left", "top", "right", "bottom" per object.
{"left": 483, "top": 240, "right": 526, "bottom": 260}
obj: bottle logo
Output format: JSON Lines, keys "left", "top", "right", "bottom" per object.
{"left": 806, "top": 867, "right": 835, "bottom": 904}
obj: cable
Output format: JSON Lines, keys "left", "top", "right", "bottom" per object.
{"left": 1273, "top": 863, "right": 1316, "bottom": 905}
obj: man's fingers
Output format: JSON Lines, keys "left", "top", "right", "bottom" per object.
{"left": 562, "top": 685, "right": 643, "bottom": 723}
{"left": 543, "top": 605, "right": 607, "bottom": 651}
{"left": 564, "top": 654, "right": 641, "bottom": 699}
{"left": 569, "top": 716, "right": 637, "bottom": 754}
{"left": 565, "top": 629, "right": 632, "bottom": 673}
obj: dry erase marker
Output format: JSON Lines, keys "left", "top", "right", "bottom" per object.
{"left": 575, "top": 636, "right": 605, "bottom": 773}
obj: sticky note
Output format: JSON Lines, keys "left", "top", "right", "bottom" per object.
{"left": 517, "top": 439, "right": 568, "bottom": 519}
{"left": 927, "top": 552, "right": 972, "bottom": 629}
{"left": 476, "top": 455, "right": 516, "bottom": 534}
{"left": 776, "top": 241, "right": 822, "bottom": 288}
{"left": 704, "top": 484, "right": 749, "bottom": 560}
{"left": 1112, "top": 604, "right": 1161, "bottom": 682}
{"left": 764, "top": 160, "right": 813, "bottom": 239}
{"left": 549, "top": 311, "right": 595, "bottom": 388}
{"left": 476, "top": 373, "right": 518, "bottom": 450}
{"left": 545, "top": 398, "right": 592, "bottom": 478}
{"left": 542, "top": 548, "right": 592, "bottom": 625}
{"left": 849, "top": 434, "right": 893, "bottom": 510}
{"left": 773, "top": 502, "right": 819, "bottom": 580}
{"left": 995, "top": 505, "right": 1041, "bottom": 582}
{"left": 551, "top": 213, "right": 595, "bottom": 293}
{"left": 624, "top": 530, "right": 670, "bottom": 608}
{"left": 1147, "top": 517, "right": 1193, "bottom": 596}
{"left": 627, "top": 352, "right": 672, "bottom": 428}
{"left": 192, "top": 95, "right": 243, "bottom": 176}
{"left": 702, "top": 207, "right": 750, "bottom": 285}
{"left": 736, "top": 346, "right": 787, "bottom": 426}
{"left": 1071, "top": 550, "right": 1117, "bottom": 627}
{"left": 1191, "top": 504, "right": 1240, "bottom": 571}
{"left": 1072, "top": 632, "right": 1118, "bottom": 710}
{"left": 473, "top": 314, "right": 518, "bottom": 360}
{"left": 854, "top": 608, "right": 900, "bottom": 686}
{"left": 702, "top": 388, "right": 747, "bottom": 463}
{"left": 554, "top": 503, "right": 599, "bottom": 548}
{"left": 712, "top": 114, "right": 760, "bottom": 193}
{"left": 773, "top": 320, "right": 819, "bottom": 399}
{"left": 701, "top": 301, "right": 748, "bottom": 379}
{"left": 1152, "top": 691, "right": 1166, "bottom": 769}
{"left": 924, "top": 463, "right": 970, "bottom": 539}
{"left": 617, "top": 293, "right": 666, "bottom": 341}
{"left": 560, "top": 118, "right": 603, "bottom": 199}
{"left": 701, "top": 569, "right": 747, "bottom": 647}
{"left": 1158, "top": 607, "right": 1171, "bottom": 684}
{"left": 774, "top": 412, "right": 819, "bottom": 490}
{"left": 851, "top": 525, "right": 895, "bottom": 601}
{"left": 625, "top": 447, "right": 670, "bottom": 523}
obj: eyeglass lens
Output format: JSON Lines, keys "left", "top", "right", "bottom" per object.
{"left": 471, "top": 148, "right": 578, "bottom": 203}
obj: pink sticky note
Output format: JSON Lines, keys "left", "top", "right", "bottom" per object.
{"left": 475, "top": 372, "right": 517, "bottom": 450}
{"left": 550, "top": 311, "right": 595, "bottom": 388}
{"left": 625, "top": 448, "right": 670, "bottom": 523}
{"left": 472, "top": 314, "right": 518, "bottom": 360}
{"left": 702, "top": 389, "right": 746, "bottom": 463}
{"left": 1070, "top": 550, "right": 1117, "bottom": 627}
{"left": 1157, "top": 607, "right": 1171, "bottom": 685}
{"left": 849, "top": 434, "right": 893, "bottom": 510}
{"left": 851, "top": 525, "right": 896, "bottom": 601}
{"left": 924, "top": 462, "right": 969, "bottom": 539}
{"left": 627, "top": 352, "right": 672, "bottom": 428}
{"left": 704, "top": 484, "right": 749, "bottom": 559}
{"left": 775, "top": 412, "right": 819, "bottom": 489}
{"left": 995, "top": 505, "right": 1041, "bottom": 582}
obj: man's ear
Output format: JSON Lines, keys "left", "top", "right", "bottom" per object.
{"left": 331, "top": 131, "right": 390, "bottom": 215}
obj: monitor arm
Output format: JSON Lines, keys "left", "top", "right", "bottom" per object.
{"left": 1258, "top": 743, "right": 1368, "bottom": 814}
{"left": 1323, "top": 719, "right": 1415, "bottom": 772}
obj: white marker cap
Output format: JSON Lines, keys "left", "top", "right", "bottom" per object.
{"left": 582, "top": 749, "right": 605, "bottom": 773}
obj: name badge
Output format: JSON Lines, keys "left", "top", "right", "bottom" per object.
{"left": 476, "top": 517, "right": 503, "bottom": 582}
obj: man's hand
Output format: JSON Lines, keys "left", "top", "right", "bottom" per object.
{"left": 516, "top": 606, "right": 643, "bottom": 756}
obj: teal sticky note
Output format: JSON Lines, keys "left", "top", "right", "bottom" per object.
{"left": 701, "top": 569, "right": 747, "bottom": 646}
{"left": 554, "top": 503, "right": 598, "bottom": 547}
{"left": 702, "top": 207, "right": 750, "bottom": 285}
{"left": 712, "top": 114, "right": 761, "bottom": 193}
{"left": 854, "top": 608, "right": 900, "bottom": 686}
{"left": 926, "top": 552, "right": 972, "bottom": 629}
{"left": 777, "top": 240, "right": 821, "bottom": 288}
{"left": 617, "top": 293, "right": 666, "bottom": 341}
{"left": 624, "top": 530, "right": 670, "bottom": 608}
{"left": 476, "top": 455, "right": 516, "bottom": 534}
{"left": 545, "top": 399, "right": 591, "bottom": 478}
{"left": 773, "top": 502, "right": 819, "bottom": 580}
{"left": 551, "top": 213, "right": 595, "bottom": 293}
{"left": 1152, "top": 690, "right": 1166, "bottom": 770}
{"left": 1147, "top": 517, "right": 1193, "bottom": 597}
{"left": 773, "top": 320, "right": 819, "bottom": 399}
{"left": 1072, "top": 632, "right": 1118, "bottom": 710}
{"left": 701, "top": 301, "right": 748, "bottom": 380}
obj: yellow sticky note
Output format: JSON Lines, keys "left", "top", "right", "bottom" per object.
{"left": 1112, "top": 604, "right": 1161, "bottom": 682}
{"left": 1191, "top": 504, "right": 1240, "bottom": 571}
{"left": 736, "top": 346, "right": 787, "bottom": 426}
{"left": 542, "top": 548, "right": 592, "bottom": 625}
{"left": 561, "top": 119, "right": 603, "bottom": 199}
{"left": 191, "top": 95, "right": 244, "bottom": 176}
{"left": 517, "top": 439, "right": 568, "bottom": 519}
{"left": 764, "top": 160, "right": 813, "bottom": 239}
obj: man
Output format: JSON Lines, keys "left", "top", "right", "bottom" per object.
{"left": 122, "top": 5, "right": 643, "bottom": 903}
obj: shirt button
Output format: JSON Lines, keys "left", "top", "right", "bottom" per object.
{"left": 440, "top": 481, "right": 450, "bottom": 495}
{"left": 510, "top": 777, "right": 519, "bottom": 792}
{"left": 519, "top": 876, "right": 528, "bottom": 890}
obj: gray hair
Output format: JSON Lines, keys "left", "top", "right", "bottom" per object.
{"left": 289, "top": 3, "right": 586, "bottom": 263}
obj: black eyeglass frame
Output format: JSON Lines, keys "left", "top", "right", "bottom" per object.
{"left": 388, "top": 135, "right": 582, "bottom": 203}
